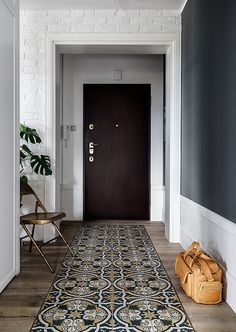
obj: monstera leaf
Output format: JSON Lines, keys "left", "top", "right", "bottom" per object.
{"left": 20, "top": 124, "right": 41, "bottom": 144}
{"left": 30, "top": 155, "right": 52, "bottom": 176}
{"left": 20, "top": 124, "right": 52, "bottom": 182}
{"left": 20, "top": 144, "right": 33, "bottom": 159}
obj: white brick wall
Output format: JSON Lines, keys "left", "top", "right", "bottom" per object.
{"left": 20, "top": 9, "right": 181, "bottom": 200}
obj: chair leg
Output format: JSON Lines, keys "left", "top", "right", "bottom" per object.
{"left": 20, "top": 222, "right": 54, "bottom": 273}
{"left": 29, "top": 224, "right": 35, "bottom": 253}
{"left": 52, "top": 222, "right": 74, "bottom": 256}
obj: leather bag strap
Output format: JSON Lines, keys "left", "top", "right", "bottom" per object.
{"left": 197, "top": 258, "right": 215, "bottom": 282}
{"left": 198, "top": 252, "right": 214, "bottom": 261}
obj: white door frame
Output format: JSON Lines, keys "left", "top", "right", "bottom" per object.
{"left": 44, "top": 33, "right": 181, "bottom": 243}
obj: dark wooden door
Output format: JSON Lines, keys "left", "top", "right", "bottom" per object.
{"left": 84, "top": 84, "right": 150, "bottom": 220}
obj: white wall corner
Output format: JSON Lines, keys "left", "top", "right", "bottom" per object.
{"left": 164, "top": 35, "right": 181, "bottom": 243}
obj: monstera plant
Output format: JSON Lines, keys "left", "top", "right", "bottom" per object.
{"left": 20, "top": 124, "right": 52, "bottom": 183}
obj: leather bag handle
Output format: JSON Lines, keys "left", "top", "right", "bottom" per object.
{"left": 197, "top": 258, "right": 215, "bottom": 282}
{"left": 183, "top": 242, "right": 201, "bottom": 267}
{"left": 183, "top": 242, "right": 200, "bottom": 259}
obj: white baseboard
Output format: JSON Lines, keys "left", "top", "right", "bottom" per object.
{"left": 61, "top": 185, "right": 165, "bottom": 222}
{"left": 150, "top": 208, "right": 165, "bottom": 221}
{"left": 180, "top": 195, "right": 236, "bottom": 313}
{"left": 63, "top": 210, "right": 83, "bottom": 220}
{"left": 0, "top": 269, "right": 16, "bottom": 294}
{"left": 61, "top": 186, "right": 83, "bottom": 220}
{"left": 150, "top": 185, "right": 165, "bottom": 222}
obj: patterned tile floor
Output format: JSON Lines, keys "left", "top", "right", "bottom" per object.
{"left": 31, "top": 225, "right": 194, "bottom": 332}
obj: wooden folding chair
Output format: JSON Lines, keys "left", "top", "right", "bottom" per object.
{"left": 20, "top": 182, "right": 74, "bottom": 272}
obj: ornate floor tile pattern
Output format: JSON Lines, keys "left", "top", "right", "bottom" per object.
{"left": 31, "top": 225, "right": 194, "bottom": 332}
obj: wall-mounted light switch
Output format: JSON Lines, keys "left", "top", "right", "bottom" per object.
{"left": 113, "top": 69, "right": 122, "bottom": 81}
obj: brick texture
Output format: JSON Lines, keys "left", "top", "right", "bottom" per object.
{"left": 20, "top": 9, "right": 181, "bottom": 196}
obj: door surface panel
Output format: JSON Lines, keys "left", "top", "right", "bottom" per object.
{"left": 84, "top": 84, "right": 150, "bottom": 220}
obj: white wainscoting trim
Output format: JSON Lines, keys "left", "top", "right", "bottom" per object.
{"left": 61, "top": 185, "right": 165, "bottom": 222}
{"left": 61, "top": 185, "right": 83, "bottom": 220}
{"left": 151, "top": 185, "right": 165, "bottom": 222}
{"left": 61, "top": 185, "right": 83, "bottom": 191}
{"left": 181, "top": 196, "right": 236, "bottom": 236}
{"left": 180, "top": 195, "right": 236, "bottom": 313}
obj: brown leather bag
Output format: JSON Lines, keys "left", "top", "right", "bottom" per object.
{"left": 175, "top": 242, "right": 222, "bottom": 304}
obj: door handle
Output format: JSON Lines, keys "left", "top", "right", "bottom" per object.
{"left": 89, "top": 142, "right": 98, "bottom": 148}
{"left": 89, "top": 142, "right": 98, "bottom": 157}
{"left": 89, "top": 142, "right": 94, "bottom": 154}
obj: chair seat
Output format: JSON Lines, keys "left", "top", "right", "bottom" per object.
{"left": 20, "top": 212, "right": 66, "bottom": 225}
{"left": 20, "top": 182, "right": 73, "bottom": 272}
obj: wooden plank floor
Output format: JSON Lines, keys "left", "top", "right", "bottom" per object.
{"left": 0, "top": 221, "right": 236, "bottom": 332}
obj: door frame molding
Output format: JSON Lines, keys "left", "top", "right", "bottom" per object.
{"left": 45, "top": 33, "right": 181, "bottom": 243}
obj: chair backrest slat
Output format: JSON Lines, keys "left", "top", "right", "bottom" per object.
{"left": 20, "top": 182, "right": 35, "bottom": 196}
{"left": 20, "top": 182, "right": 48, "bottom": 213}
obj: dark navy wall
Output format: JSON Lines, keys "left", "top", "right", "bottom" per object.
{"left": 181, "top": 0, "right": 236, "bottom": 223}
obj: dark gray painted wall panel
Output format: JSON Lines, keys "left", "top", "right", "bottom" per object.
{"left": 182, "top": 0, "right": 236, "bottom": 223}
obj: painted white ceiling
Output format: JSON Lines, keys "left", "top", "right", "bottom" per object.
{"left": 20, "top": 0, "right": 187, "bottom": 11}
